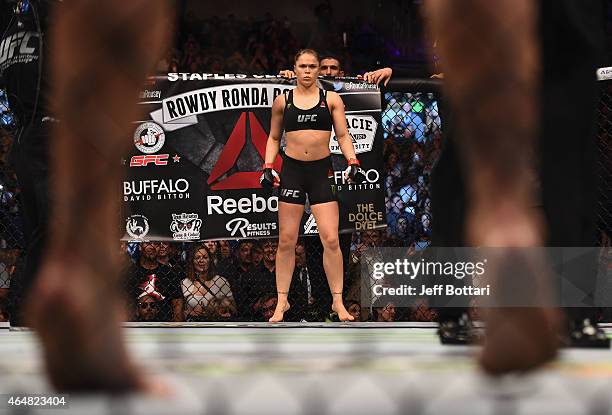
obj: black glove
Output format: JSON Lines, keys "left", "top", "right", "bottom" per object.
{"left": 259, "top": 163, "right": 280, "bottom": 190}
{"left": 344, "top": 158, "right": 366, "bottom": 183}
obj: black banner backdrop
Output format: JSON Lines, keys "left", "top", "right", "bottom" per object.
{"left": 121, "top": 75, "right": 386, "bottom": 241}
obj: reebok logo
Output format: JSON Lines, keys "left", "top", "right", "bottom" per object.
{"left": 207, "top": 112, "right": 282, "bottom": 190}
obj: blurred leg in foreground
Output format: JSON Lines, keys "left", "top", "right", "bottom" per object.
{"left": 25, "top": 1, "right": 171, "bottom": 392}
{"left": 425, "top": 0, "right": 561, "bottom": 373}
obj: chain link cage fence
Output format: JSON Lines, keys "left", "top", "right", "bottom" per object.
{"left": 0, "top": 77, "right": 610, "bottom": 324}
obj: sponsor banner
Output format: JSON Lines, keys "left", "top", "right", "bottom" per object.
{"left": 122, "top": 76, "right": 385, "bottom": 240}
{"left": 597, "top": 66, "right": 612, "bottom": 81}
{"left": 330, "top": 115, "right": 377, "bottom": 155}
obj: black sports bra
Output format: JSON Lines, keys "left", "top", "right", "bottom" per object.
{"left": 283, "top": 89, "right": 333, "bottom": 133}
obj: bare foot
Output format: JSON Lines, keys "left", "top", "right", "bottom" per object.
{"left": 269, "top": 301, "right": 290, "bottom": 323}
{"left": 26, "top": 256, "right": 145, "bottom": 393}
{"left": 332, "top": 302, "right": 355, "bottom": 322}
{"left": 479, "top": 307, "right": 561, "bottom": 375}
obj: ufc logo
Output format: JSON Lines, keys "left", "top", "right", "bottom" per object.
{"left": 0, "top": 31, "right": 38, "bottom": 65}
{"left": 130, "top": 154, "right": 169, "bottom": 167}
{"left": 297, "top": 114, "right": 317, "bottom": 123}
{"left": 281, "top": 189, "right": 300, "bottom": 198}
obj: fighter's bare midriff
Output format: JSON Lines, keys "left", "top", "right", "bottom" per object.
{"left": 284, "top": 130, "right": 332, "bottom": 161}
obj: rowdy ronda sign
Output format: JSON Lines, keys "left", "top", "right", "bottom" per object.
{"left": 121, "top": 76, "right": 386, "bottom": 241}
{"left": 162, "top": 84, "right": 292, "bottom": 122}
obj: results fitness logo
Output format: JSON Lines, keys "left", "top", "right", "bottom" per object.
{"left": 330, "top": 115, "right": 377, "bottom": 155}
{"left": 170, "top": 213, "right": 202, "bottom": 240}
{"left": 207, "top": 112, "right": 282, "bottom": 190}
{"left": 225, "top": 217, "right": 277, "bottom": 238}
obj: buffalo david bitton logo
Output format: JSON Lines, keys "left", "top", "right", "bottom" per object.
{"left": 126, "top": 215, "right": 150, "bottom": 240}
{"left": 170, "top": 213, "right": 202, "bottom": 241}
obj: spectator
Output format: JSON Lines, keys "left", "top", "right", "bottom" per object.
{"left": 351, "top": 229, "right": 383, "bottom": 264}
{"left": 217, "top": 240, "right": 254, "bottom": 320}
{"left": 0, "top": 297, "right": 8, "bottom": 322}
{"left": 126, "top": 241, "right": 184, "bottom": 322}
{"left": 202, "top": 240, "right": 220, "bottom": 267}
{"left": 254, "top": 293, "right": 278, "bottom": 322}
{"left": 419, "top": 213, "right": 432, "bottom": 239}
{"left": 285, "top": 239, "right": 313, "bottom": 321}
{"left": 225, "top": 51, "right": 248, "bottom": 73}
{"left": 182, "top": 245, "right": 233, "bottom": 321}
{"left": 384, "top": 149, "right": 403, "bottom": 197}
{"left": 397, "top": 215, "right": 415, "bottom": 245}
{"left": 386, "top": 193, "right": 405, "bottom": 236}
{"left": 209, "top": 296, "right": 238, "bottom": 322}
{"left": 343, "top": 259, "right": 362, "bottom": 305}
{"left": 249, "top": 44, "right": 270, "bottom": 74}
{"left": 218, "top": 240, "right": 232, "bottom": 261}
{"left": 135, "top": 294, "right": 162, "bottom": 322}
{"left": 0, "top": 250, "right": 16, "bottom": 321}
{"left": 411, "top": 298, "right": 437, "bottom": 322}
{"left": 373, "top": 302, "right": 396, "bottom": 322}
{"left": 251, "top": 241, "right": 264, "bottom": 268}
{"left": 346, "top": 300, "right": 362, "bottom": 322}
{"left": 252, "top": 239, "right": 278, "bottom": 310}
{"left": 157, "top": 241, "right": 180, "bottom": 267}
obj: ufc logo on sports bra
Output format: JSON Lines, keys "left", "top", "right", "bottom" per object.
{"left": 281, "top": 189, "right": 301, "bottom": 198}
{"left": 297, "top": 114, "right": 317, "bottom": 123}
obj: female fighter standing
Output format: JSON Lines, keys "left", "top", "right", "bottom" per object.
{"left": 260, "top": 49, "right": 364, "bottom": 322}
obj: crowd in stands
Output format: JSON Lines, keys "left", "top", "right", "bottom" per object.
{"left": 157, "top": 6, "right": 392, "bottom": 76}
{"left": 120, "top": 232, "right": 438, "bottom": 323}
{"left": 381, "top": 92, "right": 442, "bottom": 251}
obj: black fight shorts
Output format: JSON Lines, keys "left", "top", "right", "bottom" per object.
{"left": 279, "top": 154, "right": 336, "bottom": 205}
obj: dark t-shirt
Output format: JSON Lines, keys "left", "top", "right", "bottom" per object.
{"left": 126, "top": 262, "right": 183, "bottom": 321}
{"left": 252, "top": 262, "right": 276, "bottom": 302}
{"left": 218, "top": 257, "right": 255, "bottom": 320}
{"left": 0, "top": 1, "right": 51, "bottom": 126}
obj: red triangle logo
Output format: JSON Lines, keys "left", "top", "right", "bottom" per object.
{"left": 207, "top": 112, "right": 282, "bottom": 190}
